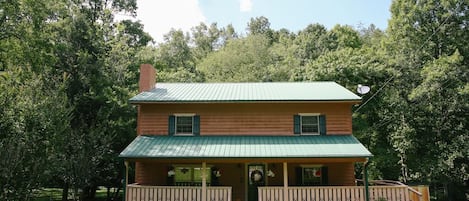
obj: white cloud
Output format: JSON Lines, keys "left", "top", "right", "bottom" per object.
{"left": 134, "top": 0, "right": 206, "bottom": 43}
{"left": 239, "top": 0, "right": 252, "bottom": 12}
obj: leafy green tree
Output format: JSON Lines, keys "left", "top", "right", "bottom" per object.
{"left": 0, "top": 69, "right": 71, "bottom": 201}
{"left": 358, "top": 24, "right": 385, "bottom": 50}
{"left": 268, "top": 30, "right": 300, "bottom": 81}
{"left": 158, "top": 29, "right": 195, "bottom": 71}
{"left": 293, "top": 24, "right": 332, "bottom": 65}
{"left": 191, "top": 22, "right": 221, "bottom": 60}
{"left": 219, "top": 24, "right": 238, "bottom": 46}
{"left": 328, "top": 25, "right": 363, "bottom": 50}
{"left": 247, "top": 16, "right": 274, "bottom": 43}
{"left": 1, "top": 0, "right": 145, "bottom": 200}
{"left": 117, "top": 20, "right": 153, "bottom": 48}
{"left": 405, "top": 52, "right": 468, "bottom": 200}
{"left": 383, "top": 0, "right": 468, "bottom": 199}
{"left": 198, "top": 35, "right": 274, "bottom": 82}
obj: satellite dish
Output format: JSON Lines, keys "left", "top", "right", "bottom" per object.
{"left": 357, "top": 84, "right": 370, "bottom": 95}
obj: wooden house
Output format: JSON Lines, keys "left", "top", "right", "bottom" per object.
{"left": 119, "top": 64, "right": 421, "bottom": 201}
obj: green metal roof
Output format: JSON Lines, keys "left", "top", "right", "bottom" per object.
{"left": 129, "top": 82, "right": 361, "bottom": 103}
{"left": 119, "top": 135, "right": 372, "bottom": 159}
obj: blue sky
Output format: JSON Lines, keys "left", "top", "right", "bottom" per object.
{"left": 130, "top": 0, "right": 392, "bottom": 42}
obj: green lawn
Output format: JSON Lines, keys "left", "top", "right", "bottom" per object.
{"left": 34, "top": 188, "right": 123, "bottom": 201}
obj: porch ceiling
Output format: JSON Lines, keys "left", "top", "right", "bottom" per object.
{"left": 119, "top": 135, "right": 372, "bottom": 159}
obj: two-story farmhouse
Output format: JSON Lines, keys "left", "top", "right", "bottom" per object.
{"left": 120, "top": 64, "right": 374, "bottom": 201}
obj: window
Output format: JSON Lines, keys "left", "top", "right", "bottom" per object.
{"left": 301, "top": 116, "right": 319, "bottom": 134}
{"left": 296, "top": 165, "right": 328, "bottom": 186}
{"left": 176, "top": 116, "right": 193, "bottom": 134}
{"left": 302, "top": 167, "right": 322, "bottom": 185}
{"left": 173, "top": 166, "right": 211, "bottom": 186}
{"left": 294, "top": 114, "right": 326, "bottom": 135}
{"left": 169, "top": 114, "right": 200, "bottom": 136}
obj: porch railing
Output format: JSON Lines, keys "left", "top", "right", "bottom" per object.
{"left": 258, "top": 185, "right": 426, "bottom": 201}
{"left": 126, "top": 184, "right": 232, "bottom": 201}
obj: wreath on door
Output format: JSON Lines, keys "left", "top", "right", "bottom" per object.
{"left": 250, "top": 169, "right": 264, "bottom": 184}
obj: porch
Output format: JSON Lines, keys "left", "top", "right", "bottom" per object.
{"left": 126, "top": 184, "right": 428, "bottom": 201}
{"left": 120, "top": 135, "right": 376, "bottom": 201}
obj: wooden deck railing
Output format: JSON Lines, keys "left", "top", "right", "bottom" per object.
{"left": 126, "top": 184, "right": 232, "bottom": 201}
{"left": 258, "top": 185, "right": 427, "bottom": 201}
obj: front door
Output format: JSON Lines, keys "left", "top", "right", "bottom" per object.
{"left": 247, "top": 164, "right": 265, "bottom": 201}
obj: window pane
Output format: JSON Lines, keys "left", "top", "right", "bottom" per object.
{"left": 302, "top": 125, "right": 319, "bottom": 133}
{"left": 301, "top": 116, "right": 318, "bottom": 125}
{"left": 176, "top": 116, "right": 193, "bottom": 134}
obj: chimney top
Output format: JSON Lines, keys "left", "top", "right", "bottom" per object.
{"left": 139, "top": 64, "right": 156, "bottom": 92}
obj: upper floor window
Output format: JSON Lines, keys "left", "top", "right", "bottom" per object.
{"left": 176, "top": 116, "right": 193, "bottom": 134}
{"left": 294, "top": 114, "right": 326, "bottom": 135}
{"left": 301, "top": 115, "right": 319, "bottom": 134}
{"left": 169, "top": 114, "right": 200, "bottom": 136}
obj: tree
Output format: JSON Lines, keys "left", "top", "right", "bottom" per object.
{"left": 158, "top": 29, "right": 194, "bottom": 71}
{"left": 219, "top": 24, "right": 238, "bottom": 46}
{"left": 117, "top": 20, "right": 153, "bottom": 48}
{"left": 198, "top": 35, "right": 274, "bottom": 82}
{"left": 247, "top": 16, "right": 274, "bottom": 43}
{"left": 293, "top": 23, "right": 332, "bottom": 65}
{"left": 383, "top": 0, "right": 469, "bottom": 199}
{"left": 328, "top": 25, "right": 363, "bottom": 50}
{"left": 0, "top": 69, "right": 71, "bottom": 201}
{"left": 191, "top": 22, "right": 221, "bottom": 60}
{"left": 405, "top": 52, "right": 468, "bottom": 200}
{"left": 1, "top": 0, "right": 145, "bottom": 200}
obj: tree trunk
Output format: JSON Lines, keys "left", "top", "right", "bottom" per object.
{"left": 62, "top": 183, "right": 69, "bottom": 201}
{"left": 106, "top": 187, "right": 111, "bottom": 201}
{"left": 81, "top": 185, "right": 97, "bottom": 201}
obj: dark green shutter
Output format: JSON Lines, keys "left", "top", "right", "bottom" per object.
{"left": 294, "top": 115, "right": 301, "bottom": 134}
{"left": 321, "top": 166, "right": 328, "bottom": 185}
{"left": 193, "top": 115, "right": 200, "bottom": 136}
{"left": 168, "top": 115, "right": 175, "bottom": 136}
{"left": 319, "top": 115, "right": 326, "bottom": 135}
{"left": 295, "top": 167, "right": 303, "bottom": 185}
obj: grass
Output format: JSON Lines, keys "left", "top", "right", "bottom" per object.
{"left": 33, "top": 187, "right": 123, "bottom": 201}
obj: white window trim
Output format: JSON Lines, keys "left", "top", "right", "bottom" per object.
{"left": 300, "top": 114, "right": 320, "bottom": 135}
{"left": 174, "top": 114, "right": 195, "bottom": 136}
{"left": 174, "top": 113, "right": 196, "bottom": 117}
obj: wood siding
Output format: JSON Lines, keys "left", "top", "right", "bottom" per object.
{"left": 137, "top": 103, "right": 354, "bottom": 135}
{"left": 328, "top": 163, "right": 356, "bottom": 186}
{"left": 135, "top": 162, "right": 167, "bottom": 185}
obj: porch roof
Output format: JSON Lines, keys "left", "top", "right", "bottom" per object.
{"left": 119, "top": 135, "right": 372, "bottom": 159}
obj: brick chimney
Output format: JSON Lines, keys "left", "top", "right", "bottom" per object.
{"left": 139, "top": 64, "right": 156, "bottom": 92}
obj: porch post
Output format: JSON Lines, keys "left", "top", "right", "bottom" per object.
{"left": 283, "top": 162, "right": 288, "bottom": 201}
{"left": 124, "top": 160, "right": 129, "bottom": 201}
{"left": 364, "top": 158, "right": 370, "bottom": 201}
{"left": 202, "top": 162, "right": 207, "bottom": 201}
